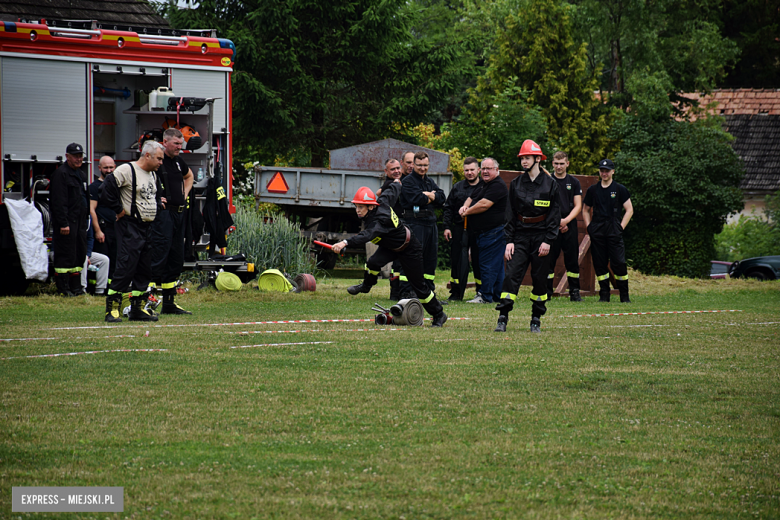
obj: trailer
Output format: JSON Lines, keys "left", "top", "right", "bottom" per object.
{"left": 254, "top": 138, "right": 453, "bottom": 268}
{"left": 0, "top": 18, "right": 239, "bottom": 295}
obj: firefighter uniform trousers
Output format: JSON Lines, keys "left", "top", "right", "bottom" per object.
{"left": 94, "top": 218, "right": 117, "bottom": 282}
{"left": 363, "top": 234, "right": 444, "bottom": 318}
{"left": 590, "top": 231, "right": 628, "bottom": 297}
{"left": 498, "top": 232, "right": 552, "bottom": 318}
{"left": 448, "top": 223, "right": 470, "bottom": 300}
{"left": 149, "top": 207, "right": 186, "bottom": 288}
{"left": 109, "top": 216, "right": 153, "bottom": 297}
{"left": 399, "top": 217, "right": 438, "bottom": 295}
{"left": 547, "top": 225, "right": 580, "bottom": 295}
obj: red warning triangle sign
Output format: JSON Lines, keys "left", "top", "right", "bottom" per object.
{"left": 266, "top": 171, "right": 289, "bottom": 194}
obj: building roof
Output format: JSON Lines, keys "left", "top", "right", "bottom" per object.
{"left": 0, "top": 0, "right": 169, "bottom": 30}
{"left": 681, "top": 89, "right": 780, "bottom": 193}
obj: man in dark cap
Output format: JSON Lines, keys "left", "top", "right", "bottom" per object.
{"left": 49, "top": 143, "right": 89, "bottom": 296}
{"left": 582, "top": 158, "right": 634, "bottom": 302}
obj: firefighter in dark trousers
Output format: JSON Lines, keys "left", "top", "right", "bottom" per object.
{"left": 582, "top": 158, "right": 634, "bottom": 303}
{"left": 376, "top": 158, "right": 404, "bottom": 299}
{"left": 443, "top": 157, "right": 483, "bottom": 301}
{"left": 547, "top": 151, "right": 583, "bottom": 301}
{"left": 101, "top": 141, "right": 164, "bottom": 322}
{"left": 332, "top": 183, "right": 448, "bottom": 327}
{"left": 89, "top": 156, "right": 118, "bottom": 284}
{"left": 495, "top": 140, "right": 560, "bottom": 333}
{"left": 399, "top": 151, "right": 445, "bottom": 297}
{"left": 50, "top": 143, "right": 89, "bottom": 296}
{"left": 149, "top": 128, "right": 194, "bottom": 314}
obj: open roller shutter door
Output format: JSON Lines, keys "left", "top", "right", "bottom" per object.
{"left": 1, "top": 58, "right": 87, "bottom": 161}
{"left": 170, "top": 68, "right": 227, "bottom": 134}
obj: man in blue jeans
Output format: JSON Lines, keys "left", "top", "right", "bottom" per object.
{"left": 458, "top": 157, "right": 508, "bottom": 304}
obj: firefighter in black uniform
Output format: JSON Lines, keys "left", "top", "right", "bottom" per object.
{"left": 443, "top": 157, "right": 483, "bottom": 301}
{"left": 50, "top": 143, "right": 89, "bottom": 296}
{"left": 332, "top": 182, "right": 448, "bottom": 327}
{"left": 582, "top": 158, "right": 634, "bottom": 302}
{"left": 495, "top": 140, "right": 560, "bottom": 333}
{"left": 399, "top": 151, "right": 445, "bottom": 297}
{"left": 376, "top": 158, "right": 404, "bottom": 299}
{"left": 547, "top": 151, "right": 583, "bottom": 301}
{"left": 149, "top": 128, "right": 194, "bottom": 314}
{"left": 90, "top": 156, "right": 118, "bottom": 284}
{"left": 101, "top": 141, "right": 164, "bottom": 322}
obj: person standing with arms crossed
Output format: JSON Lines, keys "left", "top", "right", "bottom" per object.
{"left": 494, "top": 140, "right": 560, "bottom": 333}
{"left": 547, "top": 151, "right": 583, "bottom": 301}
{"left": 582, "top": 158, "right": 634, "bottom": 303}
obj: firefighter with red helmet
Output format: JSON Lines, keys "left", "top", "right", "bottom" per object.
{"left": 331, "top": 182, "right": 448, "bottom": 327}
{"left": 494, "top": 139, "right": 560, "bottom": 333}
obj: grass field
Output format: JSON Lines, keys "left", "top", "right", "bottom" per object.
{"left": 1, "top": 271, "right": 779, "bottom": 519}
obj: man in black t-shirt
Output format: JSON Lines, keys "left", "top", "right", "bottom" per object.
{"left": 548, "top": 151, "right": 583, "bottom": 301}
{"left": 458, "top": 157, "right": 508, "bottom": 304}
{"left": 149, "top": 128, "right": 194, "bottom": 314}
{"left": 89, "top": 156, "right": 118, "bottom": 283}
{"left": 582, "top": 158, "right": 634, "bottom": 303}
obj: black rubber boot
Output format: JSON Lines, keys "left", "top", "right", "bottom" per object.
{"left": 619, "top": 281, "right": 631, "bottom": 303}
{"left": 55, "top": 274, "right": 74, "bottom": 297}
{"left": 546, "top": 277, "right": 554, "bottom": 300}
{"left": 598, "top": 280, "right": 611, "bottom": 302}
{"left": 431, "top": 311, "right": 447, "bottom": 327}
{"left": 69, "top": 273, "right": 86, "bottom": 296}
{"left": 530, "top": 317, "right": 541, "bottom": 333}
{"left": 494, "top": 315, "right": 508, "bottom": 332}
{"left": 389, "top": 277, "right": 400, "bottom": 301}
{"left": 128, "top": 296, "right": 158, "bottom": 322}
{"left": 161, "top": 288, "right": 192, "bottom": 315}
{"left": 347, "top": 282, "right": 372, "bottom": 295}
{"left": 104, "top": 293, "right": 122, "bottom": 323}
{"left": 569, "top": 289, "right": 582, "bottom": 302}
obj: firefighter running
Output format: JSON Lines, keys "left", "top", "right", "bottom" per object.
{"left": 331, "top": 182, "right": 448, "bottom": 327}
{"left": 495, "top": 140, "right": 560, "bottom": 333}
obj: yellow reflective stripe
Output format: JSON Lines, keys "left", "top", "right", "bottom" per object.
{"left": 420, "top": 291, "right": 435, "bottom": 304}
{"left": 567, "top": 272, "right": 580, "bottom": 278}
{"left": 364, "top": 264, "right": 380, "bottom": 275}
{"left": 534, "top": 200, "right": 550, "bottom": 207}
{"left": 149, "top": 282, "right": 157, "bottom": 289}
{"left": 474, "top": 278, "right": 482, "bottom": 284}
{"left": 108, "top": 289, "right": 120, "bottom": 296}
{"left": 131, "top": 290, "right": 145, "bottom": 297}
{"left": 615, "top": 274, "right": 629, "bottom": 281}
{"left": 161, "top": 282, "right": 176, "bottom": 290}
{"left": 370, "top": 237, "right": 381, "bottom": 244}
{"left": 500, "top": 292, "right": 517, "bottom": 301}
{"left": 547, "top": 273, "right": 555, "bottom": 279}
{"left": 393, "top": 272, "right": 400, "bottom": 277}
{"left": 54, "top": 268, "right": 71, "bottom": 274}
{"left": 450, "top": 278, "right": 458, "bottom": 284}
{"left": 596, "top": 273, "right": 610, "bottom": 281}
{"left": 530, "top": 292, "right": 548, "bottom": 302}
{"left": 399, "top": 276, "right": 408, "bottom": 282}
{"left": 424, "top": 274, "right": 435, "bottom": 280}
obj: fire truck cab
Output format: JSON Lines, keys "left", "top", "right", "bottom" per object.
{"left": 0, "top": 19, "right": 236, "bottom": 295}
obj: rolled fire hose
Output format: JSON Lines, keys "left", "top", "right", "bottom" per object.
{"left": 390, "top": 298, "right": 424, "bottom": 327}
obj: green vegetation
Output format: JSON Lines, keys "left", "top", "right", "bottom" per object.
{"left": 715, "top": 193, "right": 780, "bottom": 262}
{"left": 1, "top": 274, "right": 778, "bottom": 518}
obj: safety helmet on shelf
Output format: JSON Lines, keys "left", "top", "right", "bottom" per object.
{"left": 517, "top": 139, "right": 547, "bottom": 160}
{"left": 351, "top": 186, "right": 379, "bottom": 205}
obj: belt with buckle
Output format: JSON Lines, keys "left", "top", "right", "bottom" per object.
{"left": 517, "top": 213, "right": 546, "bottom": 223}
{"left": 392, "top": 227, "right": 412, "bottom": 252}
{"left": 167, "top": 204, "right": 185, "bottom": 214}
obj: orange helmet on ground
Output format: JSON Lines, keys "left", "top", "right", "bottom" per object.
{"left": 517, "top": 139, "right": 547, "bottom": 160}
{"left": 351, "top": 186, "right": 379, "bottom": 205}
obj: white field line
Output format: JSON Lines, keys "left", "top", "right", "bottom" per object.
{"left": 1, "top": 348, "right": 167, "bottom": 360}
{"left": 230, "top": 341, "right": 333, "bottom": 350}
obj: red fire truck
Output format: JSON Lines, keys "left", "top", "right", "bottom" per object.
{"left": 0, "top": 18, "right": 237, "bottom": 295}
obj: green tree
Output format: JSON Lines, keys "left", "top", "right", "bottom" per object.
{"left": 569, "top": 0, "right": 740, "bottom": 111}
{"left": 612, "top": 115, "right": 744, "bottom": 277}
{"left": 721, "top": 0, "right": 780, "bottom": 88}
{"left": 167, "top": 0, "right": 470, "bottom": 166}
{"left": 715, "top": 193, "right": 780, "bottom": 261}
{"left": 484, "top": 0, "right": 613, "bottom": 175}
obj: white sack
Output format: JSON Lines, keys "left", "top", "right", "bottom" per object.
{"left": 4, "top": 198, "right": 49, "bottom": 282}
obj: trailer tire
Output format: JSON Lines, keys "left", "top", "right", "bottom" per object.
{"left": 0, "top": 257, "right": 30, "bottom": 296}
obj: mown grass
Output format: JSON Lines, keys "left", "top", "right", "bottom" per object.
{"left": 1, "top": 271, "right": 778, "bottom": 519}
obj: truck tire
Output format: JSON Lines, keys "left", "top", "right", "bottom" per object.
{"left": 744, "top": 268, "right": 771, "bottom": 281}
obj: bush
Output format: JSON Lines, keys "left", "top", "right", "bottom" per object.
{"left": 715, "top": 193, "right": 780, "bottom": 261}
{"left": 227, "top": 206, "right": 318, "bottom": 278}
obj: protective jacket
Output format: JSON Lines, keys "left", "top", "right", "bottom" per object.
{"left": 442, "top": 179, "right": 482, "bottom": 230}
{"left": 504, "top": 171, "right": 560, "bottom": 244}
{"left": 49, "top": 163, "right": 88, "bottom": 227}
{"left": 202, "top": 175, "right": 234, "bottom": 250}
{"left": 399, "top": 172, "right": 445, "bottom": 222}
{"left": 346, "top": 183, "right": 409, "bottom": 250}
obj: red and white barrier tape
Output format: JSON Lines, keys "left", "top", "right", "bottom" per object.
{"left": 231, "top": 328, "right": 406, "bottom": 335}
{"left": 51, "top": 317, "right": 469, "bottom": 331}
{"left": 1, "top": 348, "right": 167, "bottom": 360}
{"left": 230, "top": 341, "right": 333, "bottom": 350}
{"left": 0, "top": 337, "right": 57, "bottom": 342}
{"left": 0, "top": 335, "right": 136, "bottom": 342}
{"left": 560, "top": 309, "right": 742, "bottom": 318}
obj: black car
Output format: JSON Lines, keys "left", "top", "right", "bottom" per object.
{"left": 728, "top": 255, "right": 780, "bottom": 280}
